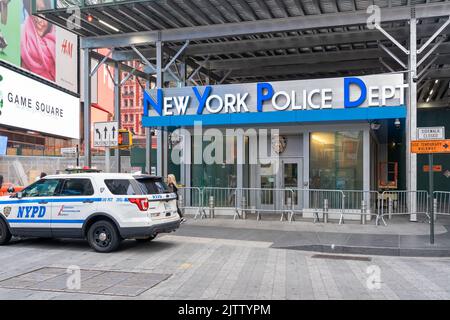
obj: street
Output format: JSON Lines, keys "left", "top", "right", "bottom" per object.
{"left": 1, "top": 219, "right": 450, "bottom": 300}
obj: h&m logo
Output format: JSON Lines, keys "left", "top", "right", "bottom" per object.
{"left": 17, "top": 206, "right": 46, "bottom": 218}
{"left": 61, "top": 39, "right": 74, "bottom": 58}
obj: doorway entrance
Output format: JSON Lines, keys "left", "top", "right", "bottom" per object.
{"left": 257, "top": 158, "right": 303, "bottom": 211}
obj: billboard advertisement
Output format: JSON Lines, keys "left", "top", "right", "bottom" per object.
{"left": 0, "top": 0, "right": 78, "bottom": 93}
{"left": 0, "top": 65, "right": 80, "bottom": 139}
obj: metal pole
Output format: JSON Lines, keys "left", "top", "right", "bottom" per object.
{"left": 156, "top": 41, "right": 165, "bottom": 177}
{"left": 114, "top": 62, "right": 121, "bottom": 173}
{"left": 407, "top": 9, "right": 418, "bottom": 222}
{"left": 105, "top": 147, "right": 110, "bottom": 173}
{"left": 83, "top": 49, "right": 92, "bottom": 167}
{"left": 429, "top": 153, "right": 435, "bottom": 244}
{"left": 76, "top": 144, "right": 80, "bottom": 167}
{"left": 145, "top": 80, "right": 151, "bottom": 174}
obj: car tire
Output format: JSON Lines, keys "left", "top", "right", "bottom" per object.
{"left": 87, "top": 220, "right": 121, "bottom": 253}
{"left": 135, "top": 235, "right": 156, "bottom": 243}
{"left": 0, "top": 219, "right": 12, "bottom": 245}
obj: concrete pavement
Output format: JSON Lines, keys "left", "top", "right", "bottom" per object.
{"left": 0, "top": 218, "right": 450, "bottom": 299}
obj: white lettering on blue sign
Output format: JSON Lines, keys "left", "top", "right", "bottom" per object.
{"left": 144, "top": 76, "right": 408, "bottom": 117}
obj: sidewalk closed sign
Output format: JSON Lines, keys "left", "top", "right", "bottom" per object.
{"left": 417, "top": 127, "right": 445, "bottom": 140}
{"left": 411, "top": 140, "right": 450, "bottom": 154}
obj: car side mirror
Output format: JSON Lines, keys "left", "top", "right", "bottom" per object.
{"left": 16, "top": 192, "right": 23, "bottom": 199}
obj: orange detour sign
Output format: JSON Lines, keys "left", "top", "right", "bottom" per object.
{"left": 411, "top": 140, "right": 450, "bottom": 154}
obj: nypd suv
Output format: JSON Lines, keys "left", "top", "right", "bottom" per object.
{"left": 0, "top": 173, "right": 181, "bottom": 252}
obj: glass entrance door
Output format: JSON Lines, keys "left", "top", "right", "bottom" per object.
{"left": 256, "top": 158, "right": 303, "bottom": 211}
{"left": 281, "top": 159, "right": 303, "bottom": 210}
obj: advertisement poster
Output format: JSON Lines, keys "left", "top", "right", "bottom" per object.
{"left": 0, "top": 0, "right": 78, "bottom": 93}
{"left": 0, "top": 65, "right": 80, "bottom": 139}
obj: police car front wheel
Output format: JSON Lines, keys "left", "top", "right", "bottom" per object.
{"left": 0, "top": 219, "right": 12, "bottom": 245}
{"left": 87, "top": 220, "right": 121, "bottom": 253}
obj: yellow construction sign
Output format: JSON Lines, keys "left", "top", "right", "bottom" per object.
{"left": 411, "top": 140, "right": 450, "bottom": 154}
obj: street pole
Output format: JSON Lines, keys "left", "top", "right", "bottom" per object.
{"left": 76, "top": 144, "right": 80, "bottom": 167}
{"left": 105, "top": 147, "right": 110, "bottom": 173}
{"left": 429, "top": 153, "right": 434, "bottom": 244}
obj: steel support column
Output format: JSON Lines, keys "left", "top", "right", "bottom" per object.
{"left": 83, "top": 49, "right": 92, "bottom": 167}
{"left": 407, "top": 11, "right": 418, "bottom": 222}
{"left": 114, "top": 62, "right": 122, "bottom": 173}
{"left": 145, "top": 80, "right": 152, "bottom": 174}
{"left": 155, "top": 41, "right": 167, "bottom": 178}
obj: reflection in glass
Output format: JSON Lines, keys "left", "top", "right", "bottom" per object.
{"left": 310, "top": 131, "right": 363, "bottom": 190}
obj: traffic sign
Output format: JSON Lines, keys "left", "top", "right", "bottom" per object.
{"left": 417, "top": 127, "right": 445, "bottom": 140}
{"left": 61, "top": 147, "right": 77, "bottom": 156}
{"left": 94, "top": 121, "right": 118, "bottom": 147}
{"left": 423, "top": 165, "right": 442, "bottom": 173}
{"left": 411, "top": 140, "right": 450, "bottom": 154}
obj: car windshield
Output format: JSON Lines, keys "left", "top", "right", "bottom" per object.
{"left": 136, "top": 178, "right": 170, "bottom": 195}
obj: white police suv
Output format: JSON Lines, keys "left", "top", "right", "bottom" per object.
{"left": 0, "top": 173, "right": 181, "bottom": 252}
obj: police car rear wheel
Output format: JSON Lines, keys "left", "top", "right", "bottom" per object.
{"left": 0, "top": 219, "right": 12, "bottom": 245}
{"left": 87, "top": 220, "right": 121, "bottom": 253}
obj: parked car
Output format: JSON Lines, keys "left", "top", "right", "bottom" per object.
{"left": 0, "top": 173, "right": 181, "bottom": 252}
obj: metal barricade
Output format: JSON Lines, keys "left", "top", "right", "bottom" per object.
{"left": 178, "top": 187, "right": 205, "bottom": 219}
{"left": 236, "top": 188, "right": 295, "bottom": 221}
{"left": 289, "top": 189, "right": 345, "bottom": 224}
{"left": 380, "top": 190, "right": 429, "bottom": 224}
{"left": 434, "top": 191, "right": 450, "bottom": 217}
{"left": 342, "top": 190, "right": 382, "bottom": 225}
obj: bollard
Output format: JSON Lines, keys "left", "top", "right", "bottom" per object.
{"left": 284, "top": 196, "right": 292, "bottom": 222}
{"left": 323, "top": 199, "right": 329, "bottom": 224}
{"left": 361, "top": 200, "right": 366, "bottom": 225}
{"left": 179, "top": 194, "right": 184, "bottom": 216}
{"left": 209, "top": 196, "right": 215, "bottom": 219}
{"left": 433, "top": 198, "right": 438, "bottom": 222}
{"left": 388, "top": 197, "right": 393, "bottom": 220}
{"left": 241, "top": 196, "right": 247, "bottom": 220}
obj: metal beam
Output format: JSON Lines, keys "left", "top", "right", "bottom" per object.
{"left": 81, "top": 3, "right": 450, "bottom": 49}
{"left": 112, "top": 24, "right": 450, "bottom": 61}
{"left": 229, "top": 59, "right": 383, "bottom": 77}
{"left": 89, "top": 51, "right": 151, "bottom": 81}
{"left": 83, "top": 49, "right": 92, "bottom": 167}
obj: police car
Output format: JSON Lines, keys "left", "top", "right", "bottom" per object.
{"left": 0, "top": 173, "right": 181, "bottom": 252}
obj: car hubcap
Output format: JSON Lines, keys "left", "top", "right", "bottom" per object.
{"left": 94, "top": 227, "right": 111, "bottom": 248}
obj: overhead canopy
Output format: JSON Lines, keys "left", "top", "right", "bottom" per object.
{"left": 36, "top": 0, "right": 450, "bottom": 106}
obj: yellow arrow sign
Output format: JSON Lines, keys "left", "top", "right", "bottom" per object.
{"left": 411, "top": 140, "right": 450, "bottom": 154}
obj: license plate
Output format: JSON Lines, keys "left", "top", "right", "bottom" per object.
{"left": 164, "top": 202, "right": 171, "bottom": 211}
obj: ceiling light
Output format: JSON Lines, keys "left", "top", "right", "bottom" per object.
{"left": 429, "top": 89, "right": 434, "bottom": 95}
{"left": 435, "top": 80, "right": 439, "bottom": 84}
{"left": 99, "top": 19, "right": 119, "bottom": 32}
{"left": 87, "top": 14, "right": 94, "bottom": 23}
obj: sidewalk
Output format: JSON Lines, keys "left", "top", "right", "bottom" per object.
{"left": 174, "top": 216, "right": 450, "bottom": 257}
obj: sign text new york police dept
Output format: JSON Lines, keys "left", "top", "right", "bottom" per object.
{"left": 144, "top": 74, "right": 407, "bottom": 118}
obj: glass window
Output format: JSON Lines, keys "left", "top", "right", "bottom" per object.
{"left": 310, "top": 131, "right": 363, "bottom": 190}
{"left": 136, "top": 178, "right": 169, "bottom": 195}
{"left": 191, "top": 132, "right": 237, "bottom": 189}
{"left": 60, "top": 179, "right": 94, "bottom": 196}
{"left": 21, "top": 179, "right": 62, "bottom": 197}
{"left": 104, "top": 179, "right": 140, "bottom": 195}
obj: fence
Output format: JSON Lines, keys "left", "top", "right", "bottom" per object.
{"left": 178, "top": 187, "right": 447, "bottom": 226}
{"left": 379, "top": 190, "right": 429, "bottom": 224}
{"left": 434, "top": 191, "right": 450, "bottom": 217}
{"left": 0, "top": 155, "right": 132, "bottom": 186}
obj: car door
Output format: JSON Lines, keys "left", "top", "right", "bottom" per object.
{"left": 51, "top": 178, "right": 98, "bottom": 238}
{"left": 7, "top": 178, "right": 63, "bottom": 237}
